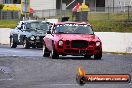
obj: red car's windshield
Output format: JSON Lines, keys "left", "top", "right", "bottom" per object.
{"left": 55, "top": 24, "right": 94, "bottom": 34}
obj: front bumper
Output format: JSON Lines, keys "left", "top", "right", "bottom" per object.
{"left": 28, "top": 36, "right": 44, "bottom": 45}
{"left": 56, "top": 46, "right": 102, "bottom": 56}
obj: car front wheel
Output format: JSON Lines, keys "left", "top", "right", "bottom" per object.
{"left": 10, "top": 37, "right": 17, "bottom": 48}
{"left": 51, "top": 45, "right": 59, "bottom": 59}
{"left": 23, "top": 39, "right": 30, "bottom": 49}
{"left": 43, "top": 44, "right": 50, "bottom": 57}
{"left": 94, "top": 52, "right": 102, "bottom": 60}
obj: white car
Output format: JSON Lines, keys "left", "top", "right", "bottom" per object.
{"left": 10, "top": 20, "right": 49, "bottom": 48}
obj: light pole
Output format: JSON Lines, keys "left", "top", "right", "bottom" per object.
{"left": 60, "top": 0, "right": 62, "bottom": 10}
{"left": 60, "top": 0, "right": 62, "bottom": 17}
{"left": 83, "top": 0, "right": 85, "bottom": 3}
{"left": 113, "top": 0, "right": 114, "bottom": 12}
{"left": 95, "top": 0, "right": 96, "bottom": 12}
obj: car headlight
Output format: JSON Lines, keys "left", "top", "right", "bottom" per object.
{"left": 58, "top": 40, "right": 63, "bottom": 46}
{"left": 96, "top": 42, "right": 101, "bottom": 46}
{"left": 36, "top": 36, "right": 40, "bottom": 40}
{"left": 30, "top": 36, "right": 35, "bottom": 40}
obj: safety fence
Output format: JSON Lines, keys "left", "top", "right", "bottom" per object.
{"left": 33, "top": 6, "right": 132, "bottom": 21}
{"left": 0, "top": 6, "right": 132, "bottom": 21}
{"left": 0, "top": 10, "right": 20, "bottom": 20}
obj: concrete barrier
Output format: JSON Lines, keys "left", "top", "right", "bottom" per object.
{"left": 0, "top": 28, "right": 11, "bottom": 45}
{"left": 0, "top": 28, "right": 132, "bottom": 53}
{"left": 95, "top": 32, "right": 132, "bottom": 53}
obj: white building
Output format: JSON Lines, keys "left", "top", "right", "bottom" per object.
{"left": 30, "top": 0, "right": 56, "bottom": 10}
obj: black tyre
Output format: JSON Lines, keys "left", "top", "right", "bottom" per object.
{"left": 94, "top": 52, "right": 102, "bottom": 60}
{"left": 51, "top": 44, "right": 59, "bottom": 59}
{"left": 43, "top": 44, "right": 50, "bottom": 57}
{"left": 10, "top": 37, "right": 17, "bottom": 48}
{"left": 23, "top": 39, "right": 30, "bottom": 49}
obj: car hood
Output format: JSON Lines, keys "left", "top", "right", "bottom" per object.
{"left": 55, "top": 34, "right": 100, "bottom": 41}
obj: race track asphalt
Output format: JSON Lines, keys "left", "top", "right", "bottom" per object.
{"left": 0, "top": 45, "right": 132, "bottom": 88}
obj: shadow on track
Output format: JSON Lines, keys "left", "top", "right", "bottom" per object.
{"left": 50, "top": 56, "right": 103, "bottom": 61}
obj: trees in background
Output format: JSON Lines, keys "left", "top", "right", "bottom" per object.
{"left": 0, "top": 4, "right": 4, "bottom": 10}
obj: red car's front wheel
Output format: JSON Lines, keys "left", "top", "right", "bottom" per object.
{"left": 94, "top": 52, "right": 102, "bottom": 60}
{"left": 43, "top": 45, "right": 50, "bottom": 57}
{"left": 51, "top": 45, "right": 59, "bottom": 59}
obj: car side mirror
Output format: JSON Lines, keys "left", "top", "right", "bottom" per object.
{"left": 47, "top": 31, "right": 51, "bottom": 34}
{"left": 17, "top": 27, "right": 21, "bottom": 30}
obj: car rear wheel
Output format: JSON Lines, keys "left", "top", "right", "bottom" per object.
{"left": 23, "top": 39, "right": 30, "bottom": 49}
{"left": 10, "top": 37, "right": 17, "bottom": 48}
{"left": 94, "top": 53, "right": 102, "bottom": 60}
{"left": 51, "top": 45, "right": 59, "bottom": 59}
{"left": 43, "top": 44, "right": 50, "bottom": 57}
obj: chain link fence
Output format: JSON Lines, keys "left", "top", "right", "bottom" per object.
{"left": 32, "top": 6, "right": 132, "bottom": 22}
{"left": 0, "top": 10, "right": 20, "bottom": 20}
{"left": 0, "top": 6, "right": 132, "bottom": 21}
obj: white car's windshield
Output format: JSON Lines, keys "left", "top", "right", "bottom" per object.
{"left": 39, "top": 23, "right": 49, "bottom": 30}
{"left": 26, "top": 22, "right": 41, "bottom": 30}
{"left": 55, "top": 24, "right": 94, "bottom": 34}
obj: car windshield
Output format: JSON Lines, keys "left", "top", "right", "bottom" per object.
{"left": 25, "top": 22, "right": 41, "bottom": 30}
{"left": 55, "top": 24, "right": 94, "bottom": 34}
{"left": 38, "top": 23, "right": 49, "bottom": 31}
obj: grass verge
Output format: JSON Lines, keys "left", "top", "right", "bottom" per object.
{"left": 90, "top": 20, "right": 132, "bottom": 32}
{"left": 88, "top": 12, "right": 132, "bottom": 32}
{"left": 0, "top": 20, "right": 18, "bottom": 28}
{"left": 103, "top": 52, "right": 132, "bottom": 55}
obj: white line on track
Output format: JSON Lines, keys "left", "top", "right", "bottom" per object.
{"left": 50, "top": 84, "right": 78, "bottom": 86}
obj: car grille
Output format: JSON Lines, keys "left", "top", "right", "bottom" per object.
{"left": 64, "top": 49, "right": 89, "bottom": 54}
{"left": 71, "top": 40, "right": 88, "bottom": 48}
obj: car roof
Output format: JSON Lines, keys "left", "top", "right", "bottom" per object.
{"left": 20, "top": 20, "right": 41, "bottom": 23}
{"left": 55, "top": 22, "right": 91, "bottom": 26}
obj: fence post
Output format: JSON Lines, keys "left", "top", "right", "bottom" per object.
{"left": 108, "top": 6, "right": 110, "bottom": 20}
{"left": 49, "top": 9, "right": 50, "bottom": 18}
{"left": 113, "top": 0, "right": 115, "bottom": 13}
{"left": 128, "top": 5, "right": 130, "bottom": 21}
{"left": 0, "top": 10, "right": 2, "bottom": 20}
{"left": 42, "top": 10, "right": 44, "bottom": 19}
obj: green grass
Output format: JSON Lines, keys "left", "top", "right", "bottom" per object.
{"left": 88, "top": 12, "right": 132, "bottom": 21}
{"left": 0, "top": 20, "right": 18, "bottom": 28}
{"left": 104, "top": 52, "right": 132, "bottom": 55}
{"left": 90, "top": 20, "right": 132, "bottom": 32}
{"left": 88, "top": 12, "right": 132, "bottom": 32}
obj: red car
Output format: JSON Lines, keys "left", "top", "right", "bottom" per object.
{"left": 43, "top": 22, "right": 102, "bottom": 59}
